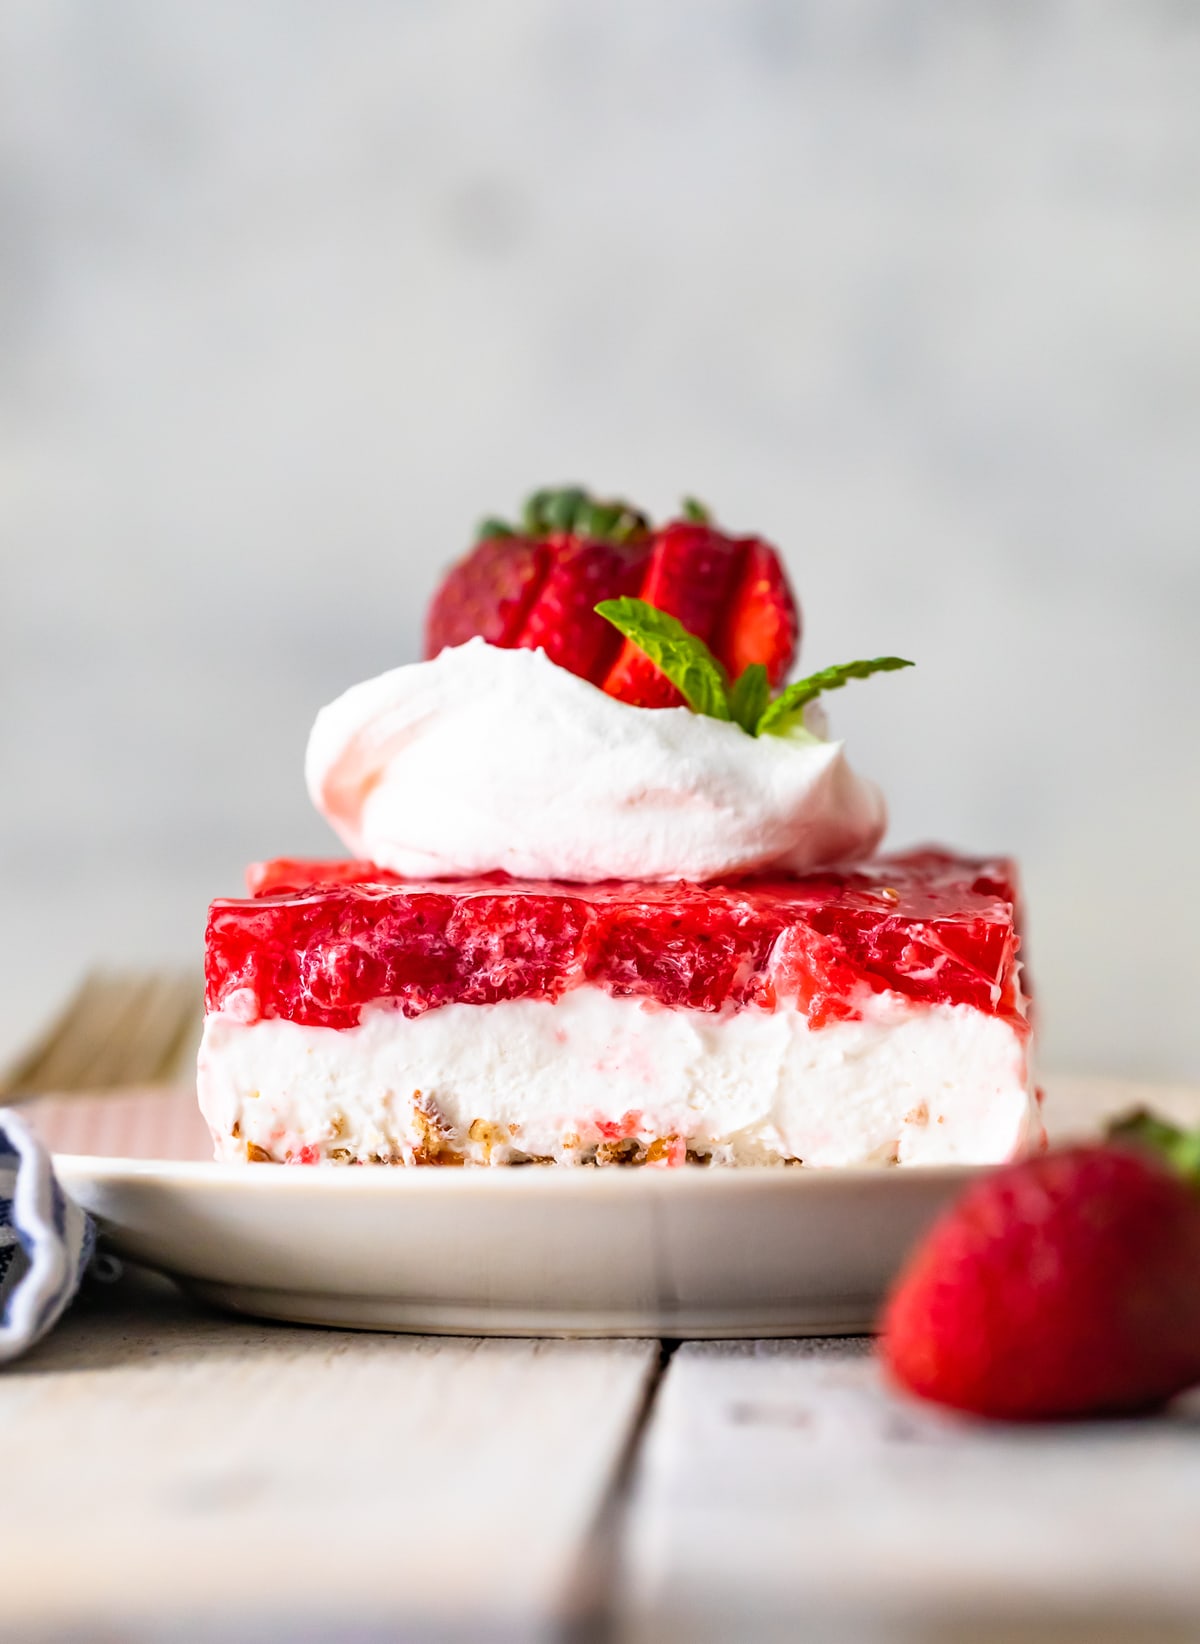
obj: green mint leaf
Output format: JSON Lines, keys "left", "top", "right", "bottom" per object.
{"left": 757, "top": 656, "right": 914, "bottom": 737}
{"left": 1108, "top": 1109, "right": 1200, "bottom": 1186}
{"left": 729, "top": 663, "right": 770, "bottom": 735}
{"left": 681, "top": 496, "right": 712, "bottom": 525}
{"left": 475, "top": 516, "right": 516, "bottom": 542}
{"left": 595, "top": 597, "right": 732, "bottom": 721}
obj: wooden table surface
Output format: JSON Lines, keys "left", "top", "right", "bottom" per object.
{"left": 4, "top": 1077, "right": 1200, "bottom": 1642}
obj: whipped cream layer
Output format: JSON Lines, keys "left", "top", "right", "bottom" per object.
{"left": 306, "top": 639, "right": 885, "bottom": 883}
{"left": 199, "top": 990, "right": 1038, "bottom": 1169}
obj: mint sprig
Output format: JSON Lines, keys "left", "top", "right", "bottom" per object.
{"left": 755, "top": 657, "right": 914, "bottom": 736}
{"left": 594, "top": 596, "right": 912, "bottom": 737}
{"left": 728, "top": 662, "right": 770, "bottom": 734}
{"left": 595, "top": 598, "right": 732, "bottom": 720}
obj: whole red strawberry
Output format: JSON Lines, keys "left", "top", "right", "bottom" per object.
{"left": 423, "top": 487, "right": 800, "bottom": 708}
{"left": 880, "top": 1113, "right": 1200, "bottom": 1420}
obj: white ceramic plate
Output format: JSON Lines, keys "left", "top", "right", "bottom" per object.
{"left": 25, "top": 1078, "right": 1180, "bottom": 1338}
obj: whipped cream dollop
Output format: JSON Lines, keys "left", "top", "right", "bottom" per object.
{"left": 305, "top": 639, "right": 886, "bottom": 883}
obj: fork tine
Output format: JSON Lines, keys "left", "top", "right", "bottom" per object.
{"left": 72, "top": 972, "right": 199, "bottom": 1089}
{"left": 0, "top": 971, "right": 94, "bottom": 1095}
{"left": 3, "top": 972, "right": 130, "bottom": 1095}
{"left": 3, "top": 969, "right": 207, "bottom": 1098}
{"left": 120, "top": 973, "right": 205, "bottom": 1086}
{"left": 81, "top": 973, "right": 166, "bottom": 1087}
{"left": 1, "top": 966, "right": 201, "bottom": 1098}
{"left": 156, "top": 976, "right": 207, "bottom": 1085}
{"left": 63, "top": 973, "right": 158, "bottom": 1089}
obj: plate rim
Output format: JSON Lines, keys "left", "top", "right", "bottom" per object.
{"left": 53, "top": 1152, "right": 988, "bottom": 1194}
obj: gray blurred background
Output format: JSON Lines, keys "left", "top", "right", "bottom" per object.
{"left": 2, "top": 0, "right": 1198, "bottom": 1079}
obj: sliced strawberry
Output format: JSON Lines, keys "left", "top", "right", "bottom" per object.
{"left": 762, "top": 922, "right": 878, "bottom": 1027}
{"left": 719, "top": 537, "right": 800, "bottom": 688}
{"left": 514, "top": 533, "right": 652, "bottom": 684}
{"left": 423, "top": 534, "right": 550, "bottom": 658}
{"left": 603, "top": 522, "right": 747, "bottom": 708}
{"left": 424, "top": 494, "right": 801, "bottom": 707}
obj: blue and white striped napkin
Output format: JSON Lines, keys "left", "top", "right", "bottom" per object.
{"left": 0, "top": 1109, "right": 94, "bottom": 1363}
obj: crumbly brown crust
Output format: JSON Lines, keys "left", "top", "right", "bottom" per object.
{"left": 236, "top": 1131, "right": 781, "bottom": 1167}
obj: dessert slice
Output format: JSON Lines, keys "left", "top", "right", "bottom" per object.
{"left": 198, "top": 850, "right": 1038, "bottom": 1168}
{"left": 199, "top": 485, "right": 1040, "bottom": 1171}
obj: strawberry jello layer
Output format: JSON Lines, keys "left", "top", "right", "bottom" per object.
{"left": 199, "top": 850, "right": 1038, "bottom": 1168}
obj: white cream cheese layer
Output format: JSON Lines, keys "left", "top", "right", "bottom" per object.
{"left": 305, "top": 639, "right": 885, "bottom": 882}
{"left": 198, "top": 989, "right": 1037, "bottom": 1169}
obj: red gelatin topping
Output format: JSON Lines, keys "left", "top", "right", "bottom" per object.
{"left": 206, "top": 850, "right": 1028, "bottom": 1033}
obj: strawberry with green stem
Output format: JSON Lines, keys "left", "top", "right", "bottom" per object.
{"left": 424, "top": 486, "right": 801, "bottom": 707}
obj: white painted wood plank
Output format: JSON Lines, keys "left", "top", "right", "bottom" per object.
{"left": 620, "top": 1340, "right": 1200, "bottom": 1642}
{"left": 0, "top": 1268, "right": 658, "bottom": 1640}
{"left": 1043, "top": 1073, "right": 1200, "bottom": 1141}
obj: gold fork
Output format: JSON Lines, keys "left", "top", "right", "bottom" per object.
{"left": 0, "top": 970, "right": 205, "bottom": 1099}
